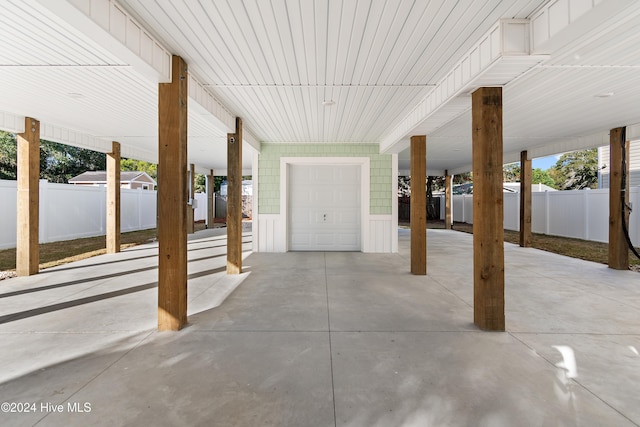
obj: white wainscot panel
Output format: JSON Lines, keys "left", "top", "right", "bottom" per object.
{"left": 257, "top": 214, "right": 286, "bottom": 252}
{"left": 367, "top": 215, "right": 393, "bottom": 253}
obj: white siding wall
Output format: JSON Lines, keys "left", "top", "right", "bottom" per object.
{"left": 599, "top": 140, "right": 640, "bottom": 189}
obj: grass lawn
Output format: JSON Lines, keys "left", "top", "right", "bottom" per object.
{"left": 0, "top": 222, "right": 209, "bottom": 272}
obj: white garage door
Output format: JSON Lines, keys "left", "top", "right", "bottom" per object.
{"left": 289, "top": 164, "right": 361, "bottom": 251}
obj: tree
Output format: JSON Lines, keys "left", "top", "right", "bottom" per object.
{"left": 40, "top": 140, "right": 106, "bottom": 183}
{"left": 0, "top": 131, "right": 107, "bottom": 183}
{"left": 0, "top": 131, "right": 17, "bottom": 180}
{"left": 531, "top": 168, "right": 556, "bottom": 188}
{"left": 503, "top": 163, "right": 520, "bottom": 182}
{"left": 194, "top": 173, "right": 206, "bottom": 193}
{"left": 549, "top": 149, "right": 598, "bottom": 190}
{"left": 121, "top": 158, "right": 157, "bottom": 181}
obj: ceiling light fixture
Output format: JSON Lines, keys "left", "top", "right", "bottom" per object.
{"left": 67, "top": 92, "right": 85, "bottom": 99}
{"left": 594, "top": 92, "right": 614, "bottom": 98}
{"left": 322, "top": 100, "right": 335, "bottom": 106}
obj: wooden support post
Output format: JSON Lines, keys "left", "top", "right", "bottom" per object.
{"left": 158, "top": 55, "right": 188, "bottom": 331}
{"left": 106, "top": 141, "right": 121, "bottom": 254}
{"left": 519, "top": 150, "right": 532, "bottom": 247}
{"left": 207, "top": 170, "right": 214, "bottom": 228}
{"left": 227, "top": 117, "right": 243, "bottom": 275}
{"left": 608, "top": 127, "right": 629, "bottom": 270}
{"left": 16, "top": 117, "right": 40, "bottom": 276}
{"left": 444, "top": 170, "right": 452, "bottom": 230}
{"left": 410, "top": 135, "right": 427, "bottom": 275}
{"left": 187, "top": 163, "right": 195, "bottom": 234}
{"left": 472, "top": 87, "right": 505, "bottom": 331}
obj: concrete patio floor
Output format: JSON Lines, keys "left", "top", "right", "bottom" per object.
{"left": 0, "top": 227, "right": 638, "bottom": 426}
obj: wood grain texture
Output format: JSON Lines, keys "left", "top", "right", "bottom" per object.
{"left": 608, "top": 127, "right": 629, "bottom": 270}
{"left": 472, "top": 87, "right": 504, "bottom": 331}
{"left": 227, "top": 117, "right": 243, "bottom": 274}
{"left": 16, "top": 117, "right": 40, "bottom": 276}
{"left": 519, "top": 150, "right": 532, "bottom": 248}
{"left": 106, "top": 141, "right": 121, "bottom": 254}
{"left": 410, "top": 135, "right": 426, "bottom": 275}
{"left": 158, "top": 55, "right": 188, "bottom": 331}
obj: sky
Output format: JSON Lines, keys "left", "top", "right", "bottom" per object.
{"left": 532, "top": 155, "right": 560, "bottom": 170}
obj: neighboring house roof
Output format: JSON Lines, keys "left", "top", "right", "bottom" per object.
{"left": 69, "top": 171, "right": 157, "bottom": 185}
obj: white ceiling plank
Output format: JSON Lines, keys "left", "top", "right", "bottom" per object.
{"left": 299, "top": 0, "right": 318, "bottom": 85}
{"left": 349, "top": 0, "right": 387, "bottom": 85}
{"left": 285, "top": 0, "right": 308, "bottom": 85}
{"left": 314, "top": 0, "right": 329, "bottom": 86}
{"left": 361, "top": 0, "right": 416, "bottom": 85}
{"left": 271, "top": 0, "right": 301, "bottom": 85}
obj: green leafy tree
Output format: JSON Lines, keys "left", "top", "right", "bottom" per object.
{"left": 503, "top": 163, "right": 520, "bottom": 182}
{"left": 0, "top": 131, "right": 17, "bottom": 180}
{"left": 549, "top": 149, "right": 598, "bottom": 190}
{"left": 40, "top": 140, "right": 106, "bottom": 183}
{"left": 194, "top": 173, "right": 206, "bottom": 193}
{"left": 0, "top": 131, "right": 106, "bottom": 183}
{"left": 121, "top": 158, "right": 157, "bottom": 181}
{"left": 531, "top": 168, "right": 556, "bottom": 188}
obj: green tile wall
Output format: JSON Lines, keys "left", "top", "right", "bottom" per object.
{"left": 258, "top": 143, "right": 392, "bottom": 215}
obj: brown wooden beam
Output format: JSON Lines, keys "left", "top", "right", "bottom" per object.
{"left": 472, "top": 87, "right": 505, "bottom": 331}
{"left": 519, "top": 150, "right": 532, "bottom": 248}
{"left": 158, "top": 55, "right": 188, "bottom": 331}
{"left": 16, "top": 117, "right": 40, "bottom": 276}
{"left": 187, "top": 163, "right": 195, "bottom": 234}
{"left": 106, "top": 141, "right": 121, "bottom": 254}
{"left": 608, "top": 127, "right": 629, "bottom": 270}
{"left": 410, "top": 135, "right": 426, "bottom": 275}
{"left": 227, "top": 117, "right": 243, "bottom": 274}
{"left": 444, "top": 170, "right": 452, "bottom": 230}
{"left": 207, "top": 169, "right": 214, "bottom": 229}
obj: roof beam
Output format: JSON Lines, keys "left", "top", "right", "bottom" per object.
{"left": 380, "top": 19, "right": 548, "bottom": 154}
{"left": 35, "top": 0, "right": 171, "bottom": 82}
{"left": 531, "top": 0, "right": 640, "bottom": 54}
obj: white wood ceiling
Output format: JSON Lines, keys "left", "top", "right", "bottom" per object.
{"left": 121, "top": 0, "right": 542, "bottom": 144}
{"left": 1, "top": 0, "right": 639, "bottom": 174}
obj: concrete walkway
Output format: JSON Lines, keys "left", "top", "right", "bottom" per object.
{"left": 0, "top": 228, "right": 638, "bottom": 426}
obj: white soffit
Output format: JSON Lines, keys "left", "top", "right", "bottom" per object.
{"left": 380, "top": 19, "right": 549, "bottom": 154}
{"left": 35, "top": 0, "right": 172, "bottom": 82}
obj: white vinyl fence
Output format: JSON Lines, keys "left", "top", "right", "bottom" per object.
{"left": 0, "top": 179, "right": 157, "bottom": 250}
{"left": 442, "top": 188, "right": 640, "bottom": 246}
{"left": 194, "top": 192, "right": 208, "bottom": 222}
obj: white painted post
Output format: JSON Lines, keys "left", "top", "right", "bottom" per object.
{"left": 545, "top": 190, "right": 550, "bottom": 235}
{"left": 38, "top": 179, "right": 47, "bottom": 244}
{"left": 461, "top": 195, "right": 466, "bottom": 223}
{"left": 138, "top": 187, "right": 143, "bottom": 230}
{"left": 100, "top": 185, "right": 106, "bottom": 234}
{"left": 584, "top": 189, "right": 590, "bottom": 241}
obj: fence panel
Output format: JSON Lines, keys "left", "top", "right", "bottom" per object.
{"left": 41, "top": 182, "right": 105, "bottom": 243}
{"left": 0, "top": 180, "right": 17, "bottom": 249}
{"left": 547, "top": 191, "right": 586, "bottom": 239}
{"left": 504, "top": 192, "right": 519, "bottom": 231}
{"left": 194, "top": 192, "right": 207, "bottom": 221}
{"left": 448, "top": 188, "right": 639, "bottom": 246}
{"left": 0, "top": 179, "right": 158, "bottom": 249}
